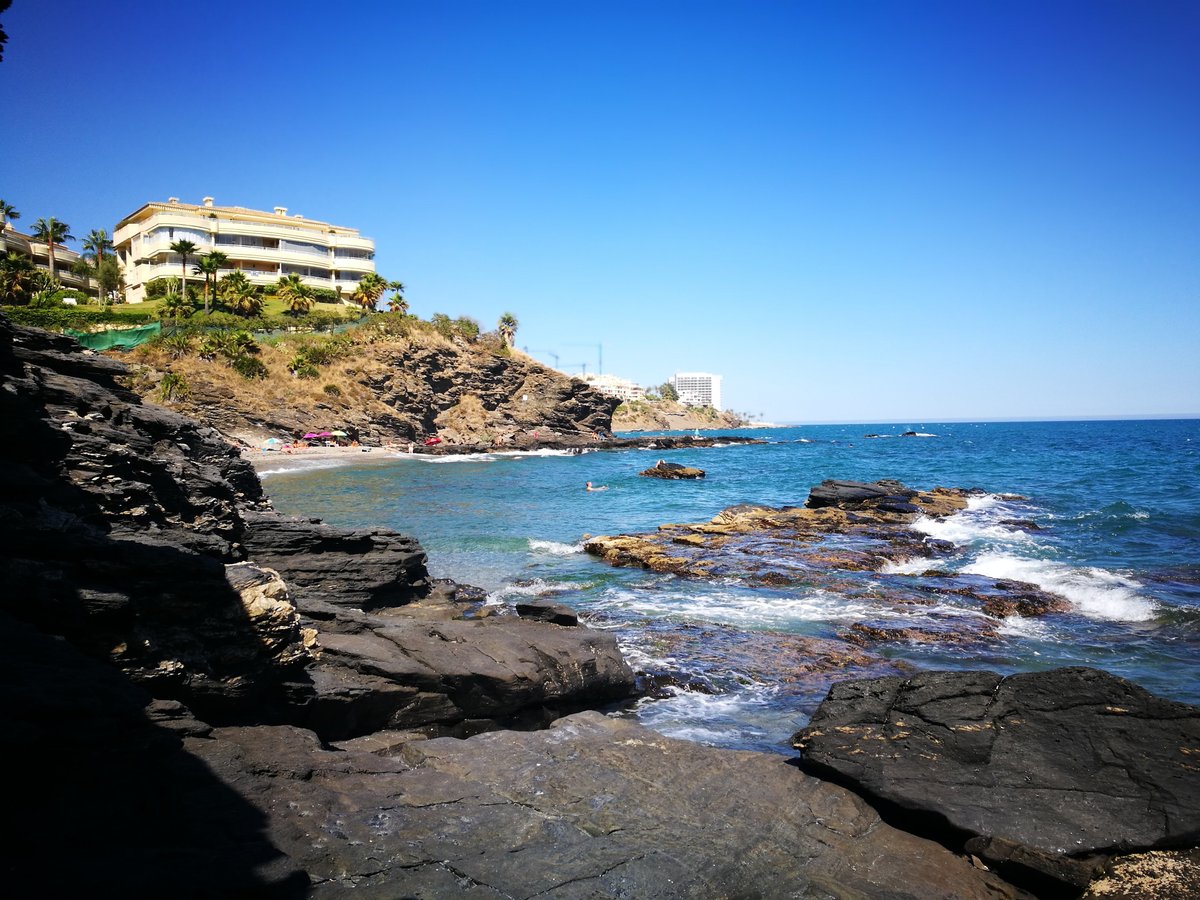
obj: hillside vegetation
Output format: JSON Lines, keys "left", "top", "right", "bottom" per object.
{"left": 124, "top": 314, "right": 617, "bottom": 446}
{"left": 612, "top": 398, "right": 747, "bottom": 432}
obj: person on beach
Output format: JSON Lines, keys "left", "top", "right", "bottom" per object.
{"left": 585, "top": 481, "right": 607, "bottom": 491}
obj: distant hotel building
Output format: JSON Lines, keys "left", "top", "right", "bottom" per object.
{"left": 579, "top": 373, "right": 647, "bottom": 402}
{"left": 669, "top": 372, "right": 723, "bottom": 410}
{"left": 1, "top": 226, "right": 95, "bottom": 297}
{"left": 113, "top": 197, "right": 376, "bottom": 304}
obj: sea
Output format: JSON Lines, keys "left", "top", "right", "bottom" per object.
{"left": 261, "top": 419, "right": 1200, "bottom": 754}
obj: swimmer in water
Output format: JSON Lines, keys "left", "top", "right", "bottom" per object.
{"left": 585, "top": 481, "right": 607, "bottom": 491}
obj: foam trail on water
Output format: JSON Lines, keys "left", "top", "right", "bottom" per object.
{"left": 963, "top": 553, "right": 1157, "bottom": 621}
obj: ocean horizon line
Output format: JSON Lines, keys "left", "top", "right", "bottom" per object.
{"left": 769, "top": 414, "right": 1200, "bottom": 427}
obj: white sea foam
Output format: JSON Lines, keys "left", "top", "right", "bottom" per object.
{"left": 487, "top": 578, "right": 574, "bottom": 603}
{"left": 879, "top": 557, "right": 933, "bottom": 575}
{"left": 997, "top": 616, "right": 1052, "bottom": 639}
{"left": 912, "top": 495, "right": 1033, "bottom": 546}
{"left": 592, "top": 586, "right": 877, "bottom": 628}
{"left": 962, "top": 553, "right": 1157, "bottom": 621}
{"left": 420, "top": 452, "right": 500, "bottom": 463}
{"left": 528, "top": 538, "right": 585, "bottom": 555}
{"left": 256, "top": 459, "right": 349, "bottom": 477}
{"left": 630, "top": 686, "right": 777, "bottom": 747}
{"left": 492, "top": 448, "right": 583, "bottom": 458}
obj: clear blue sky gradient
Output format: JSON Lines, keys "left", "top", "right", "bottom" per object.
{"left": 3, "top": 1, "right": 1198, "bottom": 422}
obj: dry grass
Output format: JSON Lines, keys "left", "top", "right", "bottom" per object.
{"left": 434, "top": 394, "right": 492, "bottom": 443}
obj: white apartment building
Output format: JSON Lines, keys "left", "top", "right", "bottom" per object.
{"left": 669, "top": 372, "right": 723, "bottom": 410}
{"left": 579, "top": 373, "right": 647, "bottom": 402}
{"left": 113, "top": 197, "right": 376, "bottom": 303}
{"left": 1, "top": 226, "right": 96, "bottom": 297}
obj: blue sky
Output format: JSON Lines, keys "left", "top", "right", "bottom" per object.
{"left": 3, "top": 0, "right": 1198, "bottom": 423}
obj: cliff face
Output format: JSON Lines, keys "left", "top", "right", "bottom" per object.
{"left": 128, "top": 327, "right": 619, "bottom": 446}
{"left": 612, "top": 398, "right": 747, "bottom": 432}
{"left": 0, "top": 315, "right": 634, "bottom": 730}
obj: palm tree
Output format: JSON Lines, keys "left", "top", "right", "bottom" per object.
{"left": 352, "top": 271, "right": 388, "bottom": 311}
{"left": 158, "top": 284, "right": 195, "bottom": 320}
{"left": 169, "top": 239, "right": 198, "bottom": 306}
{"left": 386, "top": 279, "right": 408, "bottom": 314}
{"left": 219, "top": 270, "right": 263, "bottom": 317}
{"left": 80, "top": 229, "right": 114, "bottom": 300}
{"left": 0, "top": 251, "right": 36, "bottom": 304}
{"left": 498, "top": 312, "right": 519, "bottom": 348}
{"left": 277, "top": 273, "right": 314, "bottom": 315}
{"left": 0, "top": 200, "right": 18, "bottom": 253}
{"left": 31, "top": 217, "right": 74, "bottom": 278}
{"left": 82, "top": 228, "right": 113, "bottom": 265}
{"left": 193, "top": 250, "right": 228, "bottom": 314}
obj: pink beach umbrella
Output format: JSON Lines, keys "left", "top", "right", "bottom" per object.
{"left": 303, "top": 432, "right": 320, "bottom": 439}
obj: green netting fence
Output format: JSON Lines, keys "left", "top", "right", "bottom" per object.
{"left": 65, "top": 322, "right": 163, "bottom": 350}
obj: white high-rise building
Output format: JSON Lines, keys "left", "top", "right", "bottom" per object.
{"left": 669, "top": 372, "right": 723, "bottom": 410}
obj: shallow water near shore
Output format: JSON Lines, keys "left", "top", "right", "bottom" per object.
{"left": 263, "top": 419, "right": 1200, "bottom": 753}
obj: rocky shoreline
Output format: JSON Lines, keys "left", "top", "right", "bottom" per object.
{"left": 4, "top": 314, "right": 1197, "bottom": 897}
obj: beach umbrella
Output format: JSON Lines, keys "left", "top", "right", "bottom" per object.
{"left": 261, "top": 438, "right": 283, "bottom": 448}
{"left": 303, "top": 432, "right": 320, "bottom": 439}
{"left": 317, "top": 431, "right": 334, "bottom": 437}
{"left": 330, "top": 430, "right": 349, "bottom": 437}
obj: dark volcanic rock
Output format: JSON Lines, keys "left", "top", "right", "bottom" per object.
{"left": 240, "top": 509, "right": 432, "bottom": 609}
{"left": 0, "top": 315, "right": 638, "bottom": 737}
{"left": 0, "top": 316, "right": 309, "bottom": 718}
{"left": 515, "top": 599, "right": 580, "bottom": 626}
{"left": 183, "top": 710, "right": 1024, "bottom": 898}
{"left": 640, "top": 460, "right": 706, "bottom": 479}
{"left": 794, "top": 667, "right": 1200, "bottom": 891}
{"left": 0, "top": 613, "right": 308, "bottom": 896}
{"left": 807, "top": 478, "right": 935, "bottom": 513}
{"left": 303, "top": 608, "right": 634, "bottom": 740}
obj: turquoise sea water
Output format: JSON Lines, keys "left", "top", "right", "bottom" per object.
{"left": 262, "top": 419, "right": 1200, "bottom": 753}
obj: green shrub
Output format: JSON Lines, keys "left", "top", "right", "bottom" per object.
{"left": 5, "top": 306, "right": 155, "bottom": 331}
{"left": 158, "top": 372, "right": 189, "bottom": 402}
{"left": 155, "top": 332, "right": 195, "bottom": 359}
{"left": 291, "top": 362, "right": 319, "bottom": 379}
{"left": 323, "top": 383, "right": 342, "bottom": 396}
{"left": 146, "top": 277, "right": 181, "bottom": 300}
{"left": 454, "top": 316, "right": 480, "bottom": 340}
{"left": 231, "top": 355, "right": 268, "bottom": 379}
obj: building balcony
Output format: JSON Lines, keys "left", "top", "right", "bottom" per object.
{"left": 333, "top": 257, "right": 375, "bottom": 275}
{"left": 330, "top": 233, "right": 374, "bottom": 252}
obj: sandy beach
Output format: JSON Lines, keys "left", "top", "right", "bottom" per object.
{"left": 244, "top": 443, "right": 411, "bottom": 474}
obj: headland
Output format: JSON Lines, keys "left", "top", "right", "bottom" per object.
{"left": 3, "top": 313, "right": 1197, "bottom": 897}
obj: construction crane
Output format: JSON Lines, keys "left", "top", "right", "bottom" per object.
{"left": 522, "top": 347, "right": 560, "bottom": 368}
{"left": 565, "top": 343, "right": 602, "bottom": 375}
